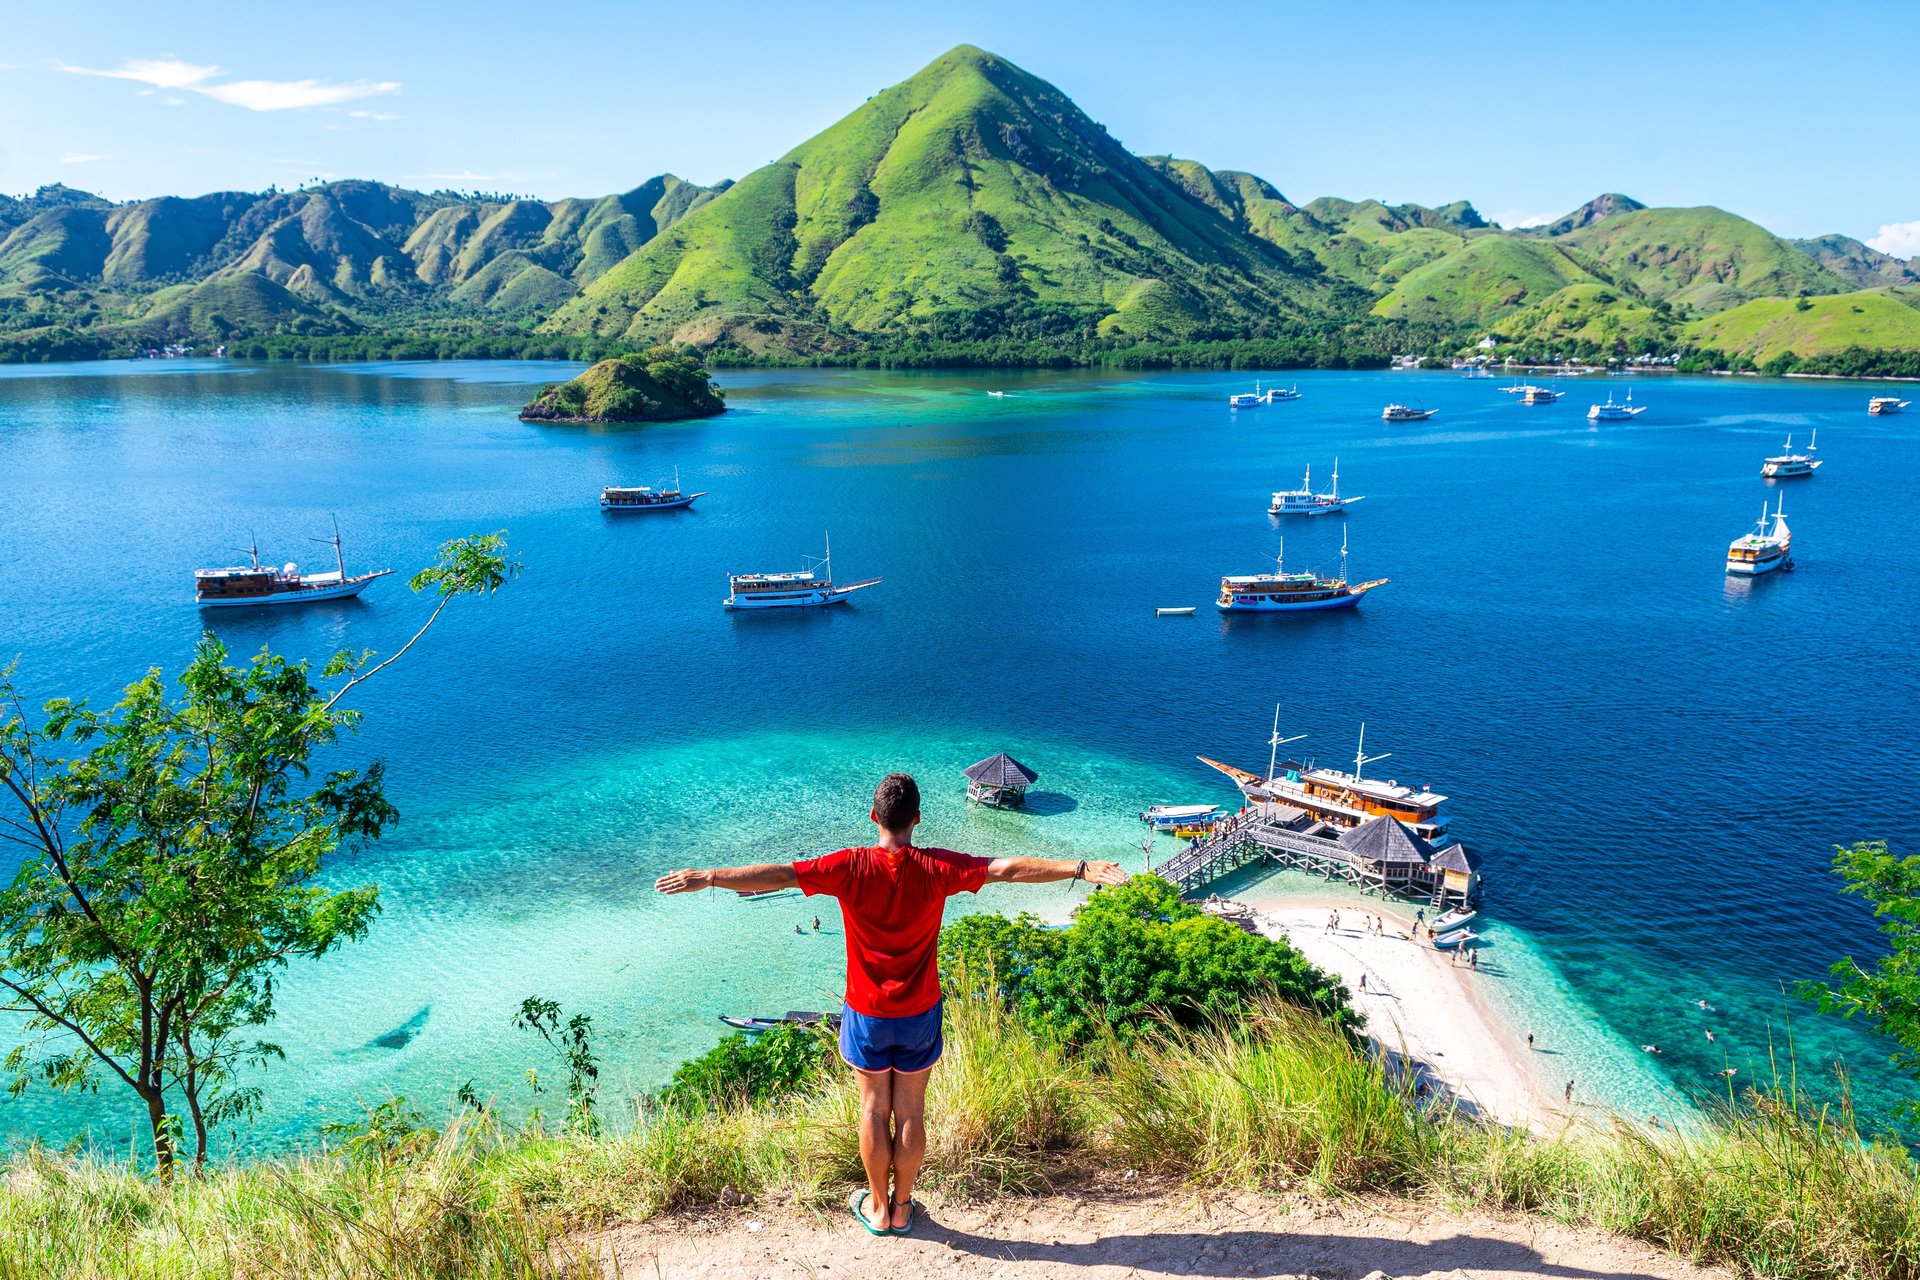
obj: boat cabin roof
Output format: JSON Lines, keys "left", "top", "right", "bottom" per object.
{"left": 1295, "top": 762, "right": 1446, "bottom": 807}
{"left": 730, "top": 570, "right": 819, "bottom": 586}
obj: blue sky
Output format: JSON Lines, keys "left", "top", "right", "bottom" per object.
{"left": 3, "top": 0, "right": 1915, "bottom": 254}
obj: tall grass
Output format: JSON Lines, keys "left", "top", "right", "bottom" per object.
{"left": 5, "top": 993, "right": 1920, "bottom": 1278}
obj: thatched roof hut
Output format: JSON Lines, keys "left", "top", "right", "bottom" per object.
{"left": 963, "top": 752, "right": 1038, "bottom": 808}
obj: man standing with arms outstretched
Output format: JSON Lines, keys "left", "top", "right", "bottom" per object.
{"left": 654, "top": 772, "right": 1126, "bottom": 1236}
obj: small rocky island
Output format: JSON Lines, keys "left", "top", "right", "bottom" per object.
{"left": 519, "top": 347, "right": 727, "bottom": 423}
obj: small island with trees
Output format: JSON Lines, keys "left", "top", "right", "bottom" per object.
{"left": 518, "top": 347, "right": 727, "bottom": 424}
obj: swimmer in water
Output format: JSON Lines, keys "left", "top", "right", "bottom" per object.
{"left": 1696, "top": 999, "right": 1715, "bottom": 1012}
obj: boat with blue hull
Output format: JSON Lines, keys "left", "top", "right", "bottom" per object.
{"left": 1217, "top": 529, "right": 1386, "bottom": 613}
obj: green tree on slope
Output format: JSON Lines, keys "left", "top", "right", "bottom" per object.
{"left": 0, "top": 534, "right": 516, "bottom": 1179}
{"left": 1805, "top": 840, "right": 1920, "bottom": 1092}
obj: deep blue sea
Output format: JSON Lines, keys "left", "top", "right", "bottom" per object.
{"left": 0, "top": 359, "right": 1913, "bottom": 1154}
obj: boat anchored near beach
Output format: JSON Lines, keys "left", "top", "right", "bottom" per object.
{"left": 1381, "top": 403, "right": 1436, "bottom": 423}
{"left": 1268, "top": 459, "right": 1363, "bottom": 516}
{"left": 1217, "top": 529, "right": 1386, "bottom": 613}
{"left": 1868, "top": 395, "right": 1909, "bottom": 415}
{"left": 1519, "top": 384, "right": 1564, "bottom": 405}
{"left": 602, "top": 467, "right": 705, "bottom": 511}
{"left": 1726, "top": 496, "right": 1792, "bottom": 576}
{"left": 194, "top": 524, "right": 392, "bottom": 608}
{"left": 1587, "top": 390, "right": 1645, "bottom": 421}
{"left": 724, "top": 534, "right": 881, "bottom": 609}
{"left": 1200, "top": 715, "right": 1452, "bottom": 843}
{"left": 1761, "top": 431, "right": 1822, "bottom": 478}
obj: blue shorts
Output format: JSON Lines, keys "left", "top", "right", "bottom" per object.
{"left": 838, "top": 999, "right": 943, "bottom": 1073}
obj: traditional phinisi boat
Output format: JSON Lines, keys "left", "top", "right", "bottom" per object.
{"left": 1868, "top": 395, "right": 1909, "bottom": 415}
{"left": 1587, "top": 390, "right": 1645, "bottom": 421}
{"left": 1726, "top": 496, "right": 1792, "bottom": 576}
{"left": 1199, "top": 709, "right": 1451, "bottom": 843}
{"left": 1761, "top": 431, "right": 1822, "bottom": 478}
{"left": 602, "top": 467, "right": 706, "bottom": 511}
{"left": 194, "top": 523, "right": 393, "bottom": 608}
{"left": 724, "top": 534, "right": 881, "bottom": 609}
{"left": 1268, "top": 459, "right": 1364, "bottom": 516}
{"left": 1217, "top": 529, "right": 1386, "bottom": 613}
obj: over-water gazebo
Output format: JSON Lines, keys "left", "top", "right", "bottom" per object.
{"left": 963, "top": 752, "right": 1038, "bottom": 808}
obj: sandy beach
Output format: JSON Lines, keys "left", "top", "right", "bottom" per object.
{"left": 1233, "top": 891, "right": 1564, "bottom": 1132}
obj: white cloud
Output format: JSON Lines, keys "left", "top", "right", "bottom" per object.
{"left": 58, "top": 57, "right": 398, "bottom": 112}
{"left": 1867, "top": 220, "right": 1920, "bottom": 260}
{"left": 59, "top": 57, "right": 220, "bottom": 90}
{"left": 348, "top": 110, "right": 398, "bottom": 121}
{"left": 197, "top": 78, "right": 398, "bottom": 112}
{"left": 60, "top": 152, "right": 109, "bottom": 165}
{"left": 1490, "top": 209, "right": 1554, "bottom": 230}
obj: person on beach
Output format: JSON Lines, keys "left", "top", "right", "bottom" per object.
{"left": 653, "top": 772, "right": 1126, "bottom": 1237}
{"left": 1565, "top": 1079, "right": 1575, "bottom": 1103}
{"left": 1527, "top": 1033, "right": 1534, "bottom": 1052}
{"left": 1358, "top": 973, "right": 1367, "bottom": 993}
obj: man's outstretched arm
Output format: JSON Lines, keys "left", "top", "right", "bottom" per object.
{"left": 655, "top": 864, "right": 800, "bottom": 895}
{"left": 983, "top": 856, "right": 1127, "bottom": 886}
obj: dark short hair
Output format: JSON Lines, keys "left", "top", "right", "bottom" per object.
{"left": 872, "top": 772, "right": 921, "bottom": 832}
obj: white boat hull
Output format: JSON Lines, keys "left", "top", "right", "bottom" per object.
{"left": 196, "top": 575, "right": 385, "bottom": 607}
{"left": 1726, "top": 553, "right": 1787, "bottom": 576}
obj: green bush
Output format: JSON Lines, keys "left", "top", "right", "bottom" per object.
{"left": 939, "top": 874, "right": 1354, "bottom": 1045}
{"left": 661, "top": 1024, "right": 833, "bottom": 1109}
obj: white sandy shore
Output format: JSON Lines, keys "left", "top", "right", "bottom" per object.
{"left": 1235, "top": 892, "right": 1565, "bottom": 1133}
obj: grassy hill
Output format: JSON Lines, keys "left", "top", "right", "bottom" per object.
{"left": 1791, "top": 234, "right": 1920, "bottom": 289}
{"left": 546, "top": 46, "right": 1344, "bottom": 352}
{"left": 1554, "top": 206, "right": 1851, "bottom": 313}
{"left": 1373, "top": 236, "right": 1599, "bottom": 324}
{"left": 1687, "top": 289, "right": 1920, "bottom": 360}
{"left": 1, "top": 49, "right": 1916, "bottom": 370}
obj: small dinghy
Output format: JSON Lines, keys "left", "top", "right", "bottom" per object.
{"left": 718, "top": 1010, "right": 833, "bottom": 1034}
{"left": 1428, "top": 907, "right": 1477, "bottom": 934}
{"left": 1431, "top": 928, "right": 1478, "bottom": 950}
{"left": 1155, "top": 606, "right": 1197, "bottom": 616}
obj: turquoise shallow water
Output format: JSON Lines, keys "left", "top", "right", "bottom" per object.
{"left": 0, "top": 360, "right": 1913, "bottom": 1152}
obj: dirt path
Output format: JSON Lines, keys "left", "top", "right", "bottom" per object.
{"left": 585, "top": 1181, "right": 1727, "bottom": 1279}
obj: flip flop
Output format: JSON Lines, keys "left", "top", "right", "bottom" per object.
{"left": 889, "top": 1197, "right": 920, "bottom": 1236}
{"left": 847, "top": 1189, "right": 889, "bottom": 1237}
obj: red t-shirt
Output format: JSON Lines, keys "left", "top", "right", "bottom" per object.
{"left": 794, "top": 845, "right": 991, "bottom": 1018}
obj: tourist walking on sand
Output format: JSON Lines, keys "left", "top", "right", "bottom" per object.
{"left": 654, "top": 772, "right": 1126, "bottom": 1237}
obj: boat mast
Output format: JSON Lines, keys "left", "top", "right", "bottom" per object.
{"left": 333, "top": 515, "right": 345, "bottom": 579}
{"left": 1808, "top": 427, "right": 1817, "bottom": 453}
{"left": 823, "top": 530, "right": 832, "bottom": 583}
{"left": 1330, "top": 457, "right": 1340, "bottom": 500}
{"left": 674, "top": 465, "right": 682, "bottom": 493}
{"left": 1353, "top": 722, "right": 1391, "bottom": 779}
{"left": 1340, "top": 526, "right": 1350, "bottom": 584}
{"left": 1266, "top": 702, "right": 1305, "bottom": 784}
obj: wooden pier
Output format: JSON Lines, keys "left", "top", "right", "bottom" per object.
{"left": 1153, "top": 802, "right": 1479, "bottom": 908}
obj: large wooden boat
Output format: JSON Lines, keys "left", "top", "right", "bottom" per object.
{"left": 1217, "top": 530, "right": 1385, "bottom": 613}
{"left": 1726, "top": 496, "right": 1791, "bottom": 576}
{"left": 1269, "top": 460, "right": 1363, "bottom": 516}
{"left": 1868, "top": 396, "right": 1909, "bottom": 415}
{"left": 1761, "top": 431, "right": 1821, "bottom": 478}
{"left": 1200, "top": 712, "right": 1450, "bottom": 842}
{"left": 602, "top": 467, "right": 705, "bottom": 511}
{"left": 725, "top": 534, "right": 880, "bottom": 609}
{"left": 194, "top": 526, "right": 392, "bottom": 608}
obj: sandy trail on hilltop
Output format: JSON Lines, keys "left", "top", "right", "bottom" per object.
{"left": 587, "top": 1182, "right": 1728, "bottom": 1279}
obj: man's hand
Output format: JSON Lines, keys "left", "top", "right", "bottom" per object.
{"left": 1082, "top": 861, "right": 1128, "bottom": 887}
{"left": 654, "top": 868, "right": 711, "bottom": 894}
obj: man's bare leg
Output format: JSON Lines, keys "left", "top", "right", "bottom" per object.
{"left": 853, "top": 1067, "right": 895, "bottom": 1229}
{"left": 887, "top": 1064, "right": 933, "bottom": 1229}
